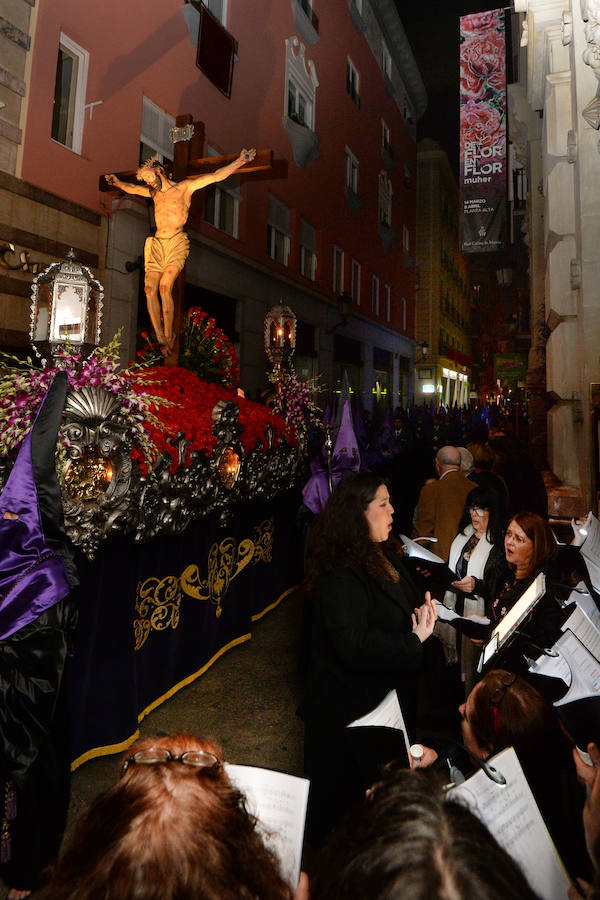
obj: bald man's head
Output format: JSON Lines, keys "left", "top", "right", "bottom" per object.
{"left": 436, "top": 445, "right": 462, "bottom": 473}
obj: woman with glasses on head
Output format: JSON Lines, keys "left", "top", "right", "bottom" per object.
{"left": 40, "top": 733, "right": 303, "bottom": 900}
{"left": 459, "top": 669, "right": 589, "bottom": 882}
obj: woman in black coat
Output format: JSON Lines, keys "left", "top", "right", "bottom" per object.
{"left": 299, "top": 471, "right": 437, "bottom": 845}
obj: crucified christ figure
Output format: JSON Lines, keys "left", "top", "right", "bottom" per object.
{"left": 105, "top": 148, "right": 256, "bottom": 355}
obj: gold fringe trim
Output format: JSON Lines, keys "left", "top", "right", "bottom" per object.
{"left": 70, "top": 586, "right": 297, "bottom": 772}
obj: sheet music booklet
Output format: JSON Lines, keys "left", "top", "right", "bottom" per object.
{"left": 399, "top": 535, "right": 457, "bottom": 586}
{"left": 448, "top": 747, "right": 571, "bottom": 900}
{"left": 225, "top": 763, "right": 309, "bottom": 891}
{"left": 478, "top": 572, "right": 546, "bottom": 672}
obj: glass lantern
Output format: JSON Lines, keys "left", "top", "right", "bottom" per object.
{"left": 264, "top": 303, "right": 296, "bottom": 375}
{"left": 30, "top": 249, "right": 103, "bottom": 362}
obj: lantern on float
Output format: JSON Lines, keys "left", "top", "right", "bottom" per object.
{"left": 30, "top": 248, "right": 103, "bottom": 362}
{"left": 264, "top": 303, "right": 296, "bottom": 378}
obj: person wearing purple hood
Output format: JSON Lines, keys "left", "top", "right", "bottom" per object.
{"left": 0, "top": 373, "right": 79, "bottom": 898}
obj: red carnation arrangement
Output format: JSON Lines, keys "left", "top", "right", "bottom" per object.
{"left": 130, "top": 366, "right": 295, "bottom": 474}
{"left": 179, "top": 307, "right": 240, "bottom": 388}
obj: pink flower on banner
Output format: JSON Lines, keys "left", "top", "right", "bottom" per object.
{"left": 461, "top": 31, "right": 505, "bottom": 84}
{"left": 461, "top": 10, "right": 503, "bottom": 38}
{"left": 460, "top": 100, "right": 505, "bottom": 156}
{"left": 460, "top": 66, "right": 486, "bottom": 101}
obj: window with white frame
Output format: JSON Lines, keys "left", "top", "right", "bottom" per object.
{"left": 140, "top": 97, "right": 175, "bottom": 165}
{"left": 351, "top": 259, "right": 361, "bottom": 304}
{"left": 381, "top": 120, "right": 391, "bottom": 152}
{"left": 346, "top": 58, "right": 360, "bottom": 107}
{"left": 284, "top": 37, "right": 318, "bottom": 131}
{"left": 403, "top": 225, "right": 410, "bottom": 254}
{"left": 299, "top": 218, "right": 317, "bottom": 281}
{"left": 51, "top": 34, "right": 89, "bottom": 154}
{"left": 345, "top": 146, "right": 359, "bottom": 193}
{"left": 381, "top": 41, "right": 392, "bottom": 80}
{"left": 333, "top": 245, "right": 344, "bottom": 294}
{"left": 287, "top": 78, "right": 314, "bottom": 130}
{"left": 203, "top": 0, "right": 227, "bottom": 26}
{"left": 371, "top": 275, "right": 379, "bottom": 315}
{"left": 267, "top": 194, "right": 291, "bottom": 266}
{"left": 204, "top": 146, "right": 240, "bottom": 238}
{"left": 385, "top": 285, "right": 392, "bottom": 322}
{"left": 378, "top": 171, "right": 393, "bottom": 227}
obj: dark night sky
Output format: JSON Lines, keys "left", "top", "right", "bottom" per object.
{"left": 396, "top": 1, "right": 508, "bottom": 174}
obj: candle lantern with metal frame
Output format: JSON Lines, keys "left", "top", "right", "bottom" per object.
{"left": 30, "top": 249, "right": 103, "bottom": 362}
{"left": 264, "top": 303, "right": 297, "bottom": 378}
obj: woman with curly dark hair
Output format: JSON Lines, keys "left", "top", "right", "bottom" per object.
{"left": 40, "top": 733, "right": 299, "bottom": 900}
{"left": 299, "top": 471, "right": 437, "bottom": 845}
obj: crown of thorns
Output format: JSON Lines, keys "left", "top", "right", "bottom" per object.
{"left": 136, "top": 156, "right": 166, "bottom": 180}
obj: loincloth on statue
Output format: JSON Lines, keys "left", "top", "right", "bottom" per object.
{"left": 144, "top": 232, "right": 190, "bottom": 274}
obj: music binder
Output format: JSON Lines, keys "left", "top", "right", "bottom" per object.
{"left": 478, "top": 572, "right": 546, "bottom": 672}
{"left": 447, "top": 747, "right": 571, "bottom": 900}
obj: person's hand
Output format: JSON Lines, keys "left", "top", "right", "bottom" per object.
{"left": 451, "top": 576, "right": 475, "bottom": 594}
{"left": 295, "top": 872, "right": 309, "bottom": 900}
{"left": 105, "top": 173, "right": 118, "bottom": 185}
{"left": 409, "top": 744, "right": 438, "bottom": 768}
{"left": 240, "top": 148, "right": 256, "bottom": 163}
{"left": 412, "top": 591, "right": 437, "bottom": 643}
{"left": 568, "top": 877, "right": 595, "bottom": 898}
{"left": 572, "top": 742, "right": 600, "bottom": 787}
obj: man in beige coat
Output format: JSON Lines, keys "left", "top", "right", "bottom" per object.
{"left": 412, "top": 445, "right": 474, "bottom": 562}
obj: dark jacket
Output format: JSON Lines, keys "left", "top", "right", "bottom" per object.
{"left": 301, "top": 552, "right": 423, "bottom": 737}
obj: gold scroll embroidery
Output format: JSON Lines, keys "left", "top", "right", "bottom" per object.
{"left": 133, "top": 518, "right": 274, "bottom": 649}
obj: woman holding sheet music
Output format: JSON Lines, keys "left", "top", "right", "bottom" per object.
{"left": 299, "top": 471, "right": 438, "bottom": 844}
{"left": 442, "top": 486, "right": 506, "bottom": 694}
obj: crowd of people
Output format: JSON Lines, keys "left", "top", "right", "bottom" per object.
{"left": 3, "top": 398, "right": 600, "bottom": 898}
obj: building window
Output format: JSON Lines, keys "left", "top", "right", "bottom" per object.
{"left": 202, "top": 0, "right": 227, "bottom": 26}
{"left": 51, "top": 34, "right": 89, "bottom": 154}
{"left": 381, "top": 40, "right": 392, "bottom": 80}
{"left": 382, "top": 120, "right": 391, "bottom": 152}
{"left": 351, "top": 259, "right": 361, "bottom": 304}
{"left": 385, "top": 285, "right": 392, "bottom": 322}
{"left": 283, "top": 37, "right": 319, "bottom": 168}
{"left": 140, "top": 97, "right": 175, "bottom": 165}
{"left": 378, "top": 171, "right": 393, "bottom": 227}
{"left": 346, "top": 58, "right": 360, "bottom": 107}
{"left": 267, "top": 194, "right": 290, "bottom": 265}
{"left": 204, "top": 148, "right": 240, "bottom": 238}
{"left": 205, "top": 186, "right": 239, "bottom": 237}
{"left": 333, "top": 245, "right": 344, "bottom": 294}
{"left": 345, "top": 146, "right": 359, "bottom": 193}
{"left": 371, "top": 275, "right": 379, "bottom": 315}
{"left": 287, "top": 77, "right": 315, "bottom": 129}
{"left": 299, "top": 218, "right": 317, "bottom": 281}
{"left": 401, "top": 295, "right": 407, "bottom": 330}
{"left": 403, "top": 225, "right": 410, "bottom": 254}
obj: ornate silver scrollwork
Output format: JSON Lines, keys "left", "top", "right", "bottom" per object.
{"left": 55, "top": 389, "right": 301, "bottom": 557}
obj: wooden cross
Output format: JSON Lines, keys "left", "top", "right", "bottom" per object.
{"left": 100, "top": 114, "right": 272, "bottom": 365}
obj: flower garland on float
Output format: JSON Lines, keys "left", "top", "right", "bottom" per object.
{"left": 0, "top": 309, "right": 294, "bottom": 474}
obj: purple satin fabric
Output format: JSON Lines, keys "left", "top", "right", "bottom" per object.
{"left": 303, "top": 400, "right": 361, "bottom": 514}
{"left": 0, "top": 384, "right": 70, "bottom": 641}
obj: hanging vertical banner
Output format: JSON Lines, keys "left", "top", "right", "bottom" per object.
{"left": 459, "top": 8, "right": 507, "bottom": 252}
